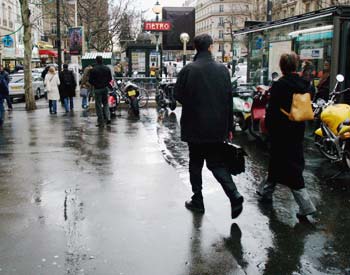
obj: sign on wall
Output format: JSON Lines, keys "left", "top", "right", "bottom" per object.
{"left": 69, "top": 27, "right": 83, "bottom": 55}
{"left": 2, "top": 35, "right": 14, "bottom": 48}
{"left": 144, "top": 22, "right": 172, "bottom": 31}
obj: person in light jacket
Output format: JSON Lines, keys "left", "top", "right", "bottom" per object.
{"left": 45, "top": 66, "right": 60, "bottom": 114}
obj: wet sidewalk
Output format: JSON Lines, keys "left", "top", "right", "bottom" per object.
{"left": 0, "top": 104, "right": 349, "bottom": 275}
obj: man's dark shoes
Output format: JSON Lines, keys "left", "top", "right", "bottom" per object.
{"left": 185, "top": 200, "right": 205, "bottom": 214}
{"left": 106, "top": 120, "right": 112, "bottom": 125}
{"left": 231, "top": 196, "right": 244, "bottom": 219}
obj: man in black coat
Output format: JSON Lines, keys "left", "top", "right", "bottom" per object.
{"left": 59, "top": 64, "right": 77, "bottom": 112}
{"left": 175, "top": 34, "right": 243, "bottom": 219}
{"left": 89, "top": 56, "right": 112, "bottom": 127}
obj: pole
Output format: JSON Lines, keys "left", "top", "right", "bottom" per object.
{"left": 75, "top": 0, "right": 78, "bottom": 27}
{"left": 183, "top": 41, "right": 187, "bottom": 66}
{"left": 267, "top": 0, "right": 273, "bottom": 21}
{"left": 56, "top": 0, "right": 62, "bottom": 71}
{"left": 71, "top": 0, "right": 80, "bottom": 94}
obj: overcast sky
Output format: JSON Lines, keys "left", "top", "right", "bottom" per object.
{"left": 136, "top": 0, "right": 185, "bottom": 18}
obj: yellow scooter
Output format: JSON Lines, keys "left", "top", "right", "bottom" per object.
{"left": 314, "top": 74, "right": 350, "bottom": 170}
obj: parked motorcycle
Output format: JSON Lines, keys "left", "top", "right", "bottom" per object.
{"left": 157, "top": 80, "right": 177, "bottom": 111}
{"left": 248, "top": 84, "right": 270, "bottom": 140}
{"left": 232, "top": 84, "right": 254, "bottom": 132}
{"left": 314, "top": 74, "right": 350, "bottom": 169}
{"left": 114, "top": 80, "right": 142, "bottom": 116}
{"left": 108, "top": 81, "right": 119, "bottom": 116}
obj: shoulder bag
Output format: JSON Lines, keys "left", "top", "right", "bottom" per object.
{"left": 280, "top": 92, "right": 314, "bottom": 122}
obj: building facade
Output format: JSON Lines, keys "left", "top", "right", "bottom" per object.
{"left": 195, "top": 0, "right": 253, "bottom": 61}
{"left": 183, "top": 0, "right": 197, "bottom": 7}
{"left": 0, "top": 0, "right": 43, "bottom": 69}
{"left": 254, "top": 0, "right": 350, "bottom": 22}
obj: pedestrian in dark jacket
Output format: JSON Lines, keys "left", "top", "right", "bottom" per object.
{"left": 0, "top": 65, "right": 10, "bottom": 126}
{"left": 175, "top": 34, "right": 243, "bottom": 219}
{"left": 89, "top": 56, "right": 112, "bottom": 127}
{"left": 0, "top": 65, "right": 12, "bottom": 111}
{"left": 59, "top": 64, "right": 77, "bottom": 112}
{"left": 258, "top": 52, "right": 316, "bottom": 222}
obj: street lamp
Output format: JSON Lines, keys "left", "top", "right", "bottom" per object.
{"left": 180, "top": 32, "right": 190, "bottom": 66}
{"left": 152, "top": 1, "right": 161, "bottom": 69}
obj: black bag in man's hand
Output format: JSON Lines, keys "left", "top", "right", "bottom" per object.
{"left": 222, "top": 142, "right": 247, "bottom": 175}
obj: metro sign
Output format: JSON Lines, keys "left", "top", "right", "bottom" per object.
{"left": 144, "top": 22, "right": 172, "bottom": 32}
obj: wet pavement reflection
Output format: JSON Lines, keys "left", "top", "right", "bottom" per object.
{"left": 0, "top": 102, "right": 349, "bottom": 275}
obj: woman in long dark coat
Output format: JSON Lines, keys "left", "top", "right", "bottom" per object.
{"left": 59, "top": 64, "right": 77, "bottom": 112}
{"left": 257, "top": 52, "right": 316, "bottom": 221}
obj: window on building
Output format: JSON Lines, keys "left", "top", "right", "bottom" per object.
{"left": 8, "top": 6, "right": 13, "bottom": 28}
{"left": 290, "top": 7, "right": 295, "bottom": 16}
{"left": 219, "top": 5, "right": 224, "bottom": 13}
{"left": 219, "top": 30, "right": 224, "bottom": 39}
{"left": 305, "top": 4, "right": 310, "bottom": 13}
{"left": 51, "top": 24, "right": 57, "bottom": 34}
{"left": 219, "top": 44, "right": 223, "bottom": 52}
{"left": 3, "top": 4, "right": 7, "bottom": 26}
{"left": 219, "top": 17, "right": 224, "bottom": 26}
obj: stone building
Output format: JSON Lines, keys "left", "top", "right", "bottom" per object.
{"left": 0, "top": 0, "right": 43, "bottom": 68}
{"left": 254, "top": 0, "right": 350, "bottom": 21}
{"left": 195, "top": 0, "right": 253, "bottom": 61}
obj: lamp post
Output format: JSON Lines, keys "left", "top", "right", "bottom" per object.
{"left": 152, "top": 1, "right": 161, "bottom": 70}
{"left": 56, "top": 0, "right": 62, "bottom": 71}
{"left": 180, "top": 32, "right": 190, "bottom": 67}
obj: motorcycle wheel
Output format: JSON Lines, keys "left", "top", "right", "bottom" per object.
{"left": 138, "top": 88, "right": 149, "bottom": 108}
{"left": 110, "top": 107, "right": 117, "bottom": 117}
{"left": 249, "top": 120, "right": 260, "bottom": 138}
{"left": 315, "top": 136, "right": 338, "bottom": 161}
{"left": 235, "top": 113, "right": 247, "bottom": 131}
{"left": 343, "top": 141, "right": 350, "bottom": 169}
{"left": 131, "top": 97, "right": 140, "bottom": 116}
{"left": 169, "top": 100, "right": 177, "bottom": 111}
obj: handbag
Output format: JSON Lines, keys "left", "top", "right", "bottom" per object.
{"left": 280, "top": 92, "right": 314, "bottom": 122}
{"left": 222, "top": 142, "right": 247, "bottom": 175}
{"left": 80, "top": 88, "right": 88, "bottom": 97}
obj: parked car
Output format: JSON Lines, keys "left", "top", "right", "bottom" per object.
{"left": 8, "top": 73, "right": 45, "bottom": 100}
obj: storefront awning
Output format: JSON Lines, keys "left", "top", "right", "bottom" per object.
{"left": 39, "top": 49, "right": 58, "bottom": 58}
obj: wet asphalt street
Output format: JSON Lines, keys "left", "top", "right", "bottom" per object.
{"left": 0, "top": 99, "right": 350, "bottom": 275}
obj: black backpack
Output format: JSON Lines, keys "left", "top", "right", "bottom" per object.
{"left": 63, "top": 71, "right": 74, "bottom": 86}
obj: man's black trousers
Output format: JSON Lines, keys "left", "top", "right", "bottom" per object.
{"left": 188, "top": 143, "right": 240, "bottom": 202}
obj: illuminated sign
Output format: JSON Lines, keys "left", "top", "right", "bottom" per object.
{"left": 144, "top": 22, "right": 172, "bottom": 31}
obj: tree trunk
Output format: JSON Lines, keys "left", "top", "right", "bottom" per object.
{"left": 20, "top": 0, "right": 36, "bottom": 110}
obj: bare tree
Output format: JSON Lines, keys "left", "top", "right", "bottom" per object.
{"left": 59, "top": 0, "right": 138, "bottom": 52}
{"left": 18, "top": 0, "right": 36, "bottom": 111}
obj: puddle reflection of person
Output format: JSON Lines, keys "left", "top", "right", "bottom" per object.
{"left": 187, "top": 214, "right": 245, "bottom": 274}
{"left": 258, "top": 204, "right": 314, "bottom": 275}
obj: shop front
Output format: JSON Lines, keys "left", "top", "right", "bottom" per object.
{"left": 235, "top": 6, "right": 350, "bottom": 102}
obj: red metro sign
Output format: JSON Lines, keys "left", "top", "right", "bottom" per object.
{"left": 144, "top": 22, "right": 172, "bottom": 32}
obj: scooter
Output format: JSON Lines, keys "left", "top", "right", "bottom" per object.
{"left": 314, "top": 74, "right": 350, "bottom": 170}
{"left": 113, "top": 79, "right": 142, "bottom": 116}
{"left": 232, "top": 84, "right": 254, "bottom": 132}
{"left": 248, "top": 84, "right": 270, "bottom": 140}
{"left": 157, "top": 80, "right": 177, "bottom": 111}
{"left": 108, "top": 81, "right": 119, "bottom": 116}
